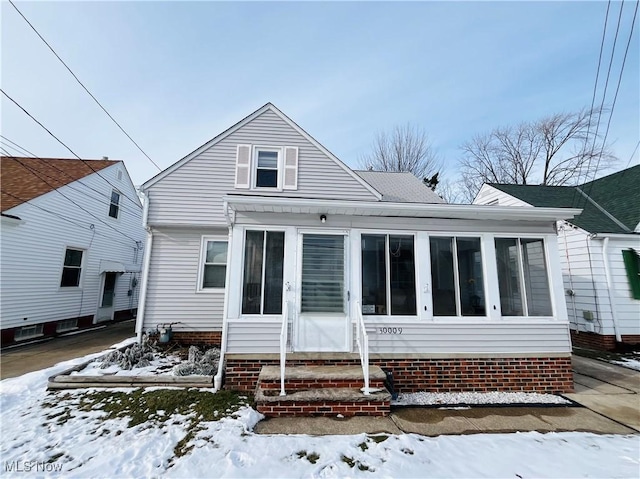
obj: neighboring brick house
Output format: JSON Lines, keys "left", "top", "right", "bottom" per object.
{"left": 135, "top": 104, "right": 581, "bottom": 416}
{"left": 475, "top": 165, "right": 640, "bottom": 351}
{"left": 1, "top": 156, "right": 145, "bottom": 346}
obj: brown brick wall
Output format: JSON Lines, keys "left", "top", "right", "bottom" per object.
{"left": 225, "top": 356, "right": 573, "bottom": 394}
{"left": 172, "top": 331, "right": 221, "bottom": 346}
{"left": 257, "top": 400, "right": 389, "bottom": 417}
{"left": 571, "top": 330, "right": 640, "bottom": 351}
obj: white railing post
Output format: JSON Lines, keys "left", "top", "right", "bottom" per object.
{"left": 355, "top": 301, "right": 370, "bottom": 395}
{"left": 279, "top": 301, "right": 289, "bottom": 396}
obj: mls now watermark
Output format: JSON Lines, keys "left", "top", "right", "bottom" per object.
{"left": 4, "top": 460, "right": 63, "bottom": 473}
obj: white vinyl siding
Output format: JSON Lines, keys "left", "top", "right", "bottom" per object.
{"left": 226, "top": 320, "right": 571, "bottom": 354}
{"left": 476, "top": 186, "right": 640, "bottom": 338}
{"left": 143, "top": 228, "right": 227, "bottom": 333}
{"left": 0, "top": 164, "right": 144, "bottom": 331}
{"left": 147, "top": 109, "right": 378, "bottom": 226}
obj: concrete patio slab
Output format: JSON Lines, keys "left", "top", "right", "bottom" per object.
{"left": 254, "top": 415, "right": 402, "bottom": 435}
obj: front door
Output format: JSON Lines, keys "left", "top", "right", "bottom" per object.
{"left": 96, "top": 272, "right": 118, "bottom": 322}
{"left": 295, "top": 233, "right": 350, "bottom": 352}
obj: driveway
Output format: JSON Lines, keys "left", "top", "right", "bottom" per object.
{"left": 566, "top": 355, "right": 640, "bottom": 432}
{"left": 1, "top": 320, "right": 136, "bottom": 380}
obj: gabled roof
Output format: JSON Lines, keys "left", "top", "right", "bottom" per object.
{"left": 354, "top": 171, "right": 445, "bottom": 203}
{"left": 489, "top": 165, "right": 640, "bottom": 234}
{"left": 141, "top": 103, "right": 382, "bottom": 199}
{"left": 1, "top": 156, "right": 118, "bottom": 212}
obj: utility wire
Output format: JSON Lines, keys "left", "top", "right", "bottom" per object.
{"left": 0, "top": 148, "right": 142, "bottom": 218}
{"left": 8, "top": 0, "right": 162, "bottom": 172}
{"left": 2, "top": 150, "right": 140, "bottom": 244}
{"left": 1, "top": 88, "right": 142, "bottom": 208}
{"left": 624, "top": 140, "right": 640, "bottom": 169}
{"left": 1, "top": 189, "right": 135, "bottom": 249}
{"left": 0, "top": 135, "right": 36, "bottom": 157}
{"left": 583, "top": 0, "right": 639, "bottom": 201}
{"left": 573, "top": 0, "right": 611, "bottom": 207}
{"left": 576, "top": 0, "right": 626, "bottom": 211}
{"left": 1, "top": 135, "right": 142, "bottom": 214}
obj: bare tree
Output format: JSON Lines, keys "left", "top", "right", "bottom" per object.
{"left": 459, "top": 107, "right": 616, "bottom": 202}
{"left": 360, "top": 124, "right": 442, "bottom": 179}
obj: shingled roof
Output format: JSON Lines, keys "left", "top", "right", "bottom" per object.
{"left": 489, "top": 165, "right": 640, "bottom": 234}
{"left": 354, "top": 171, "right": 445, "bottom": 203}
{"left": 1, "top": 156, "right": 118, "bottom": 213}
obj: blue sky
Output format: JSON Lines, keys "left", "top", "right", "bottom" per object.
{"left": 2, "top": 1, "right": 638, "bottom": 187}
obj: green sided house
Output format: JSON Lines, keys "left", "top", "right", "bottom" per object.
{"left": 135, "top": 104, "right": 581, "bottom": 416}
{"left": 475, "top": 165, "right": 640, "bottom": 351}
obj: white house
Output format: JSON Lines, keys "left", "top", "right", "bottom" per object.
{"left": 474, "top": 166, "right": 640, "bottom": 351}
{"left": 1, "top": 156, "right": 145, "bottom": 346}
{"left": 136, "top": 104, "right": 581, "bottom": 416}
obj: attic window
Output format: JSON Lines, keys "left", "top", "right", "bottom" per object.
{"left": 255, "top": 149, "right": 279, "bottom": 188}
{"left": 109, "top": 190, "right": 120, "bottom": 218}
{"left": 622, "top": 249, "right": 640, "bottom": 300}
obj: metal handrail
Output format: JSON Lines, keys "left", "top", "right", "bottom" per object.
{"left": 279, "top": 300, "right": 289, "bottom": 396}
{"left": 354, "top": 300, "right": 370, "bottom": 395}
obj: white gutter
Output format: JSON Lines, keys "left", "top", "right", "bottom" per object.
{"left": 135, "top": 190, "right": 154, "bottom": 343}
{"left": 214, "top": 219, "right": 234, "bottom": 391}
{"left": 223, "top": 195, "right": 582, "bottom": 222}
{"left": 599, "top": 236, "right": 622, "bottom": 342}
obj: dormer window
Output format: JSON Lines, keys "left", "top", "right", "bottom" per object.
{"left": 255, "top": 149, "right": 279, "bottom": 188}
{"left": 109, "top": 190, "right": 120, "bottom": 218}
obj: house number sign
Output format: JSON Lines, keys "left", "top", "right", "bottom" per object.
{"left": 378, "top": 327, "right": 403, "bottom": 335}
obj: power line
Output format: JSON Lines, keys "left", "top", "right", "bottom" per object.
{"left": 625, "top": 140, "right": 640, "bottom": 169}
{"left": 7, "top": 0, "right": 162, "bottom": 172}
{"left": 2, "top": 150, "right": 140, "bottom": 244}
{"left": 575, "top": 0, "right": 626, "bottom": 211}
{"left": 574, "top": 0, "right": 611, "bottom": 200}
{"left": 1, "top": 88, "right": 142, "bottom": 208}
{"left": 583, "top": 0, "right": 638, "bottom": 201}
{"left": 1, "top": 189, "right": 135, "bottom": 249}
{"left": 1, "top": 135, "right": 142, "bottom": 214}
{"left": 0, "top": 135, "right": 36, "bottom": 157}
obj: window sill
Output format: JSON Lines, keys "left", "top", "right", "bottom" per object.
{"left": 195, "top": 288, "right": 226, "bottom": 294}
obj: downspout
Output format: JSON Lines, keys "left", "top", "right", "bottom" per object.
{"left": 600, "top": 236, "right": 622, "bottom": 342}
{"left": 214, "top": 200, "right": 234, "bottom": 391}
{"left": 135, "top": 190, "right": 154, "bottom": 343}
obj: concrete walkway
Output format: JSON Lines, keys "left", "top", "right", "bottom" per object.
{"left": 566, "top": 355, "right": 640, "bottom": 432}
{"left": 256, "top": 356, "right": 640, "bottom": 436}
{"left": 0, "top": 320, "right": 136, "bottom": 380}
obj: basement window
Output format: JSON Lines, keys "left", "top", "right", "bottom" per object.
{"left": 14, "top": 324, "right": 44, "bottom": 341}
{"left": 56, "top": 318, "right": 78, "bottom": 333}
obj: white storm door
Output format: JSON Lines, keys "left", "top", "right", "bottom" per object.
{"left": 96, "top": 272, "right": 118, "bottom": 322}
{"left": 295, "top": 233, "right": 350, "bottom": 352}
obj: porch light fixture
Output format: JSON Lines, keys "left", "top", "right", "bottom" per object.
{"left": 320, "top": 214, "right": 327, "bottom": 223}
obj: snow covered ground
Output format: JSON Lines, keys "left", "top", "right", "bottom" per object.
{"left": 1, "top": 341, "right": 638, "bottom": 479}
{"left": 394, "top": 391, "right": 572, "bottom": 406}
{"left": 612, "top": 357, "right": 640, "bottom": 372}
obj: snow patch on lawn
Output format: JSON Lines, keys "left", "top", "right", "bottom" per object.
{"left": 1, "top": 343, "right": 638, "bottom": 478}
{"left": 393, "top": 391, "right": 572, "bottom": 406}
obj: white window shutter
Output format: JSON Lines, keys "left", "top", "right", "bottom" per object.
{"left": 283, "top": 146, "right": 298, "bottom": 190}
{"left": 235, "top": 145, "right": 251, "bottom": 189}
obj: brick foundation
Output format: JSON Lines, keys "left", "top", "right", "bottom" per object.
{"left": 257, "top": 400, "right": 390, "bottom": 417}
{"left": 571, "top": 330, "right": 640, "bottom": 351}
{"left": 1, "top": 314, "right": 95, "bottom": 347}
{"left": 226, "top": 356, "right": 573, "bottom": 394}
{"left": 171, "top": 331, "right": 222, "bottom": 346}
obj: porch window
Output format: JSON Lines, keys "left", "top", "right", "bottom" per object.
{"left": 242, "top": 230, "right": 285, "bottom": 314}
{"left": 361, "top": 234, "right": 416, "bottom": 315}
{"left": 430, "top": 237, "right": 485, "bottom": 316}
{"left": 60, "top": 248, "right": 83, "bottom": 287}
{"left": 199, "top": 239, "right": 228, "bottom": 289}
{"left": 495, "top": 238, "right": 552, "bottom": 316}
